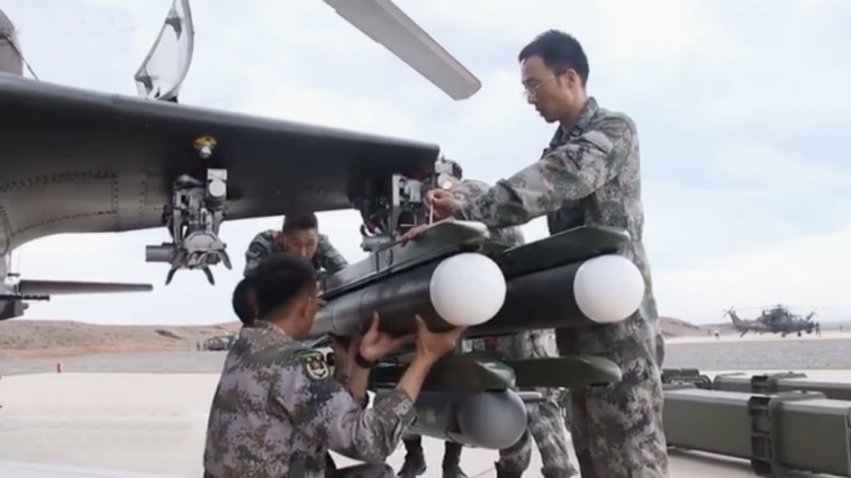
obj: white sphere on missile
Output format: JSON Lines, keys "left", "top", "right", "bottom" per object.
{"left": 573, "top": 254, "right": 645, "bottom": 323}
{"left": 429, "top": 252, "right": 506, "bottom": 327}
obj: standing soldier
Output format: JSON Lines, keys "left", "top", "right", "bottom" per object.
{"left": 405, "top": 30, "right": 669, "bottom": 477}
{"left": 453, "top": 179, "right": 577, "bottom": 478}
{"left": 244, "top": 212, "right": 348, "bottom": 278}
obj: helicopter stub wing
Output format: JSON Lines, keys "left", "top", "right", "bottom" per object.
{"left": 0, "top": 72, "right": 439, "bottom": 286}
{"left": 321, "top": 0, "right": 481, "bottom": 100}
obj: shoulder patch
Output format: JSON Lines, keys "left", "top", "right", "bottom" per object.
{"left": 298, "top": 349, "right": 330, "bottom": 381}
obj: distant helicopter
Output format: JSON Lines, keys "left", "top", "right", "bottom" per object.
{"left": 724, "top": 304, "right": 820, "bottom": 338}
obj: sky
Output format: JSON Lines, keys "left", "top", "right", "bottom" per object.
{"left": 2, "top": 0, "right": 850, "bottom": 326}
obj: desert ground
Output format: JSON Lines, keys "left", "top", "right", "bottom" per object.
{"left": 2, "top": 317, "right": 850, "bottom": 477}
{"left": 0, "top": 316, "right": 707, "bottom": 360}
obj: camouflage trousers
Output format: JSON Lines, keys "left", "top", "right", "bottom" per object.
{"left": 560, "top": 336, "right": 669, "bottom": 478}
{"left": 496, "top": 390, "right": 578, "bottom": 477}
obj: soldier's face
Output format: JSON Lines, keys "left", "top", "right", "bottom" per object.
{"left": 278, "top": 229, "right": 319, "bottom": 259}
{"left": 520, "top": 55, "right": 577, "bottom": 123}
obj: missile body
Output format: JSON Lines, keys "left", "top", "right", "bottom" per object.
{"left": 309, "top": 224, "right": 644, "bottom": 340}
{"left": 401, "top": 389, "right": 529, "bottom": 449}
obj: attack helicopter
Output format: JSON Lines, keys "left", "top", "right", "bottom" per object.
{"left": 0, "top": 0, "right": 648, "bottom": 452}
{"left": 724, "top": 305, "right": 820, "bottom": 338}
{"left": 0, "top": 0, "right": 481, "bottom": 319}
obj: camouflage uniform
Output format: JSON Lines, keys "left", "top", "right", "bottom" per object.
{"left": 243, "top": 229, "right": 348, "bottom": 277}
{"left": 204, "top": 319, "right": 415, "bottom": 477}
{"left": 455, "top": 179, "right": 578, "bottom": 478}
{"left": 453, "top": 97, "right": 669, "bottom": 477}
{"left": 452, "top": 180, "right": 525, "bottom": 247}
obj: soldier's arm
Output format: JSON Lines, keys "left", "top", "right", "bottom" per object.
{"left": 317, "top": 235, "right": 348, "bottom": 274}
{"left": 273, "top": 350, "right": 415, "bottom": 463}
{"left": 243, "top": 233, "right": 272, "bottom": 277}
{"left": 456, "top": 115, "right": 636, "bottom": 228}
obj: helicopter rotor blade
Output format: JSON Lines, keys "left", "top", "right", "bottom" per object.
{"left": 321, "top": 0, "right": 481, "bottom": 100}
{"left": 133, "top": 0, "right": 195, "bottom": 102}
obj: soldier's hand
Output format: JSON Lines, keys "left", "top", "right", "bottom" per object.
{"left": 359, "top": 312, "right": 415, "bottom": 363}
{"left": 399, "top": 222, "right": 438, "bottom": 246}
{"left": 316, "top": 284, "right": 327, "bottom": 308}
{"left": 413, "top": 314, "right": 465, "bottom": 361}
{"left": 426, "top": 189, "right": 461, "bottom": 220}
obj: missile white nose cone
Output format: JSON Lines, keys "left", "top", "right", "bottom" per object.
{"left": 573, "top": 254, "right": 645, "bottom": 323}
{"left": 429, "top": 252, "right": 506, "bottom": 327}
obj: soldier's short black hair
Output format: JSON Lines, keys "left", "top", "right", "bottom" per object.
{"left": 282, "top": 212, "right": 318, "bottom": 232}
{"left": 518, "top": 30, "right": 589, "bottom": 86}
{"left": 232, "top": 278, "right": 256, "bottom": 326}
{"left": 243, "top": 253, "right": 317, "bottom": 320}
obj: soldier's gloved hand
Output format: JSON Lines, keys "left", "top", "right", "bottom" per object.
{"left": 358, "top": 312, "right": 415, "bottom": 363}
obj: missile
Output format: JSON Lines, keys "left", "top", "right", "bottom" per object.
{"left": 399, "top": 389, "right": 529, "bottom": 449}
{"left": 466, "top": 252, "right": 645, "bottom": 339}
{"left": 309, "top": 223, "right": 646, "bottom": 340}
{"left": 310, "top": 251, "right": 507, "bottom": 337}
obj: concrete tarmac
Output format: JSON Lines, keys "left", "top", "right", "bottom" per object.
{"left": 1, "top": 371, "right": 846, "bottom": 477}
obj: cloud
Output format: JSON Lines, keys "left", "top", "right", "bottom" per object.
{"left": 1, "top": 0, "right": 848, "bottom": 327}
{"left": 655, "top": 222, "right": 851, "bottom": 324}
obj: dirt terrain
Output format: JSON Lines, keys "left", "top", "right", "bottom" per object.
{"left": 0, "top": 320, "right": 241, "bottom": 358}
{"left": 0, "top": 316, "right": 708, "bottom": 358}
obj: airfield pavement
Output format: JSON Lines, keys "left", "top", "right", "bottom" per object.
{"left": 2, "top": 334, "right": 851, "bottom": 477}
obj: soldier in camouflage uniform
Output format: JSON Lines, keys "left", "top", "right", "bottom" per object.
{"left": 396, "top": 160, "right": 470, "bottom": 478}
{"left": 406, "top": 30, "right": 669, "bottom": 477}
{"left": 204, "top": 253, "right": 466, "bottom": 477}
{"left": 244, "top": 212, "right": 348, "bottom": 278}
{"left": 455, "top": 179, "right": 578, "bottom": 478}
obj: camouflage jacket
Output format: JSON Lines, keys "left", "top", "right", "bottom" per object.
{"left": 452, "top": 179, "right": 525, "bottom": 247}
{"left": 454, "top": 97, "right": 660, "bottom": 356}
{"left": 454, "top": 180, "right": 557, "bottom": 362}
{"left": 203, "top": 320, "right": 415, "bottom": 477}
{"left": 243, "top": 229, "right": 348, "bottom": 277}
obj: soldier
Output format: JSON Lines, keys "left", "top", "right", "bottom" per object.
{"left": 244, "top": 212, "right": 348, "bottom": 278}
{"left": 204, "top": 253, "right": 467, "bottom": 477}
{"left": 403, "top": 30, "right": 669, "bottom": 477}
{"left": 396, "top": 160, "right": 471, "bottom": 478}
{"left": 453, "top": 178, "right": 577, "bottom": 478}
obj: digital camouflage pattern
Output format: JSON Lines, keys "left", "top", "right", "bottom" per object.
{"left": 453, "top": 97, "right": 668, "bottom": 477}
{"left": 243, "top": 229, "right": 348, "bottom": 277}
{"left": 203, "top": 320, "right": 415, "bottom": 478}
{"left": 453, "top": 182, "right": 576, "bottom": 477}
{"left": 479, "top": 330, "right": 579, "bottom": 478}
{"left": 451, "top": 179, "right": 525, "bottom": 247}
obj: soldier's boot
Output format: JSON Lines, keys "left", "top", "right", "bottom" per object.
{"left": 540, "top": 466, "right": 578, "bottom": 478}
{"left": 493, "top": 462, "right": 523, "bottom": 478}
{"left": 441, "top": 442, "right": 467, "bottom": 478}
{"left": 441, "top": 464, "right": 467, "bottom": 478}
{"left": 396, "top": 452, "right": 426, "bottom": 477}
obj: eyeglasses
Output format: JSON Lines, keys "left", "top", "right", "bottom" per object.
{"left": 522, "top": 75, "right": 556, "bottom": 98}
